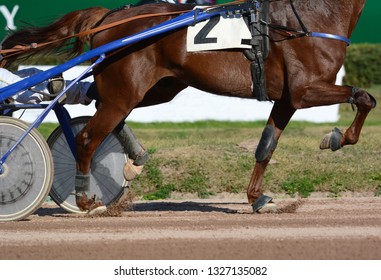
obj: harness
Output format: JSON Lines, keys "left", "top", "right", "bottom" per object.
{"left": 0, "top": 0, "right": 351, "bottom": 102}
{"left": 216, "top": 0, "right": 351, "bottom": 101}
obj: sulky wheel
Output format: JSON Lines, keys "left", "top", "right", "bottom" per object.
{"left": 0, "top": 116, "right": 54, "bottom": 221}
{"left": 47, "top": 116, "right": 128, "bottom": 213}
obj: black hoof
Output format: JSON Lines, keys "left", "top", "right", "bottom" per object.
{"left": 330, "top": 127, "right": 342, "bottom": 151}
{"left": 252, "top": 194, "right": 273, "bottom": 213}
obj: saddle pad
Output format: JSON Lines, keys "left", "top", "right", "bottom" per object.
{"left": 187, "top": 15, "right": 252, "bottom": 52}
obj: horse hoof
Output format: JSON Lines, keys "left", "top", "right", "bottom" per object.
{"left": 329, "top": 127, "right": 342, "bottom": 151}
{"left": 88, "top": 205, "right": 107, "bottom": 216}
{"left": 123, "top": 159, "right": 144, "bottom": 181}
{"left": 257, "top": 203, "right": 278, "bottom": 214}
{"left": 319, "top": 133, "right": 331, "bottom": 150}
{"left": 76, "top": 192, "right": 105, "bottom": 212}
{"left": 252, "top": 194, "right": 273, "bottom": 213}
{"left": 320, "top": 127, "right": 342, "bottom": 151}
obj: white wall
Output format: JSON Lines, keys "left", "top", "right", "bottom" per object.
{"left": 15, "top": 66, "right": 345, "bottom": 123}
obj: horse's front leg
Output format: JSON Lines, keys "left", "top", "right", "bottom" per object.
{"left": 74, "top": 104, "right": 129, "bottom": 213}
{"left": 247, "top": 101, "right": 296, "bottom": 212}
{"left": 320, "top": 87, "right": 377, "bottom": 151}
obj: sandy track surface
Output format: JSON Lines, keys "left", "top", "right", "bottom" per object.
{"left": 1, "top": 195, "right": 381, "bottom": 260}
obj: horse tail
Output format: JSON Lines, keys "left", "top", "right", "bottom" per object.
{"left": 1, "top": 6, "right": 109, "bottom": 67}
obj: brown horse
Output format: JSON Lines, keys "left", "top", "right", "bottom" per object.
{"left": 1, "top": 0, "right": 376, "bottom": 212}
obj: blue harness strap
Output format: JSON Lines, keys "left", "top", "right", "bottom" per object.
{"left": 309, "top": 32, "right": 351, "bottom": 46}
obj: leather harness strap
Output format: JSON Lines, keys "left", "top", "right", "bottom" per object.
{"left": 0, "top": 9, "right": 193, "bottom": 60}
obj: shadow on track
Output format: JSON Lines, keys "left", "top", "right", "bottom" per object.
{"left": 132, "top": 201, "right": 246, "bottom": 213}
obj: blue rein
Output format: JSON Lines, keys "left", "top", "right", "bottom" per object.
{"left": 309, "top": 32, "right": 351, "bottom": 46}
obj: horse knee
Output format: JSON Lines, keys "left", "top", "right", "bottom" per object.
{"left": 350, "top": 88, "right": 377, "bottom": 111}
{"left": 255, "top": 124, "right": 278, "bottom": 162}
{"left": 76, "top": 130, "right": 92, "bottom": 152}
{"left": 75, "top": 130, "right": 97, "bottom": 171}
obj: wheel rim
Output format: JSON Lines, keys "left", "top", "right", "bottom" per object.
{"left": 47, "top": 116, "right": 128, "bottom": 213}
{"left": 0, "top": 117, "right": 53, "bottom": 221}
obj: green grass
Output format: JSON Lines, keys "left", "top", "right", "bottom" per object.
{"left": 37, "top": 85, "right": 381, "bottom": 200}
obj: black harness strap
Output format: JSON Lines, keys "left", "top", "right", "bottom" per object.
{"left": 289, "top": 0, "right": 309, "bottom": 34}
{"left": 242, "top": 0, "right": 270, "bottom": 101}
{"left": 240, "top": 0, "right": 313, "bottom": 102}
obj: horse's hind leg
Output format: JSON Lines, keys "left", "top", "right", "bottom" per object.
{"left": 247, "top": 101, "right": 296, "bottom": 211}
{"left": 319, "top": 87, "right": 376, "bottom": 150}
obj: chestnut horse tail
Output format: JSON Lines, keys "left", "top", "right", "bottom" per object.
{"left": 1, "top": 7, "right": 109, "bottom": 67}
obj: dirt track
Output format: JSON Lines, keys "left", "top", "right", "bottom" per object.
{"left": 1, "top": 194, "right": 381, "bottom": 260}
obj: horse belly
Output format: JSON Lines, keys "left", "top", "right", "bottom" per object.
{"left": 182, "top": 51, "right": 254, "bottom": 98}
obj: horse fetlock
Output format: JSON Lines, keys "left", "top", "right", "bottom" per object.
{"left": 247, "top": 190, "right": 261, "bottom": 205}
{"left": 255, "top": 124, "right": 278, "bottom": 162}
{"left": 75, "top": 173, "right": 90, "bottom": 193}
{"left": 344, "top": 128, "right": 360, "bottom": 145}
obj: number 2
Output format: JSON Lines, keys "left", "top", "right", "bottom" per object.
{"left": 194, "top": 16, "right": 220, "bottom": 44}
